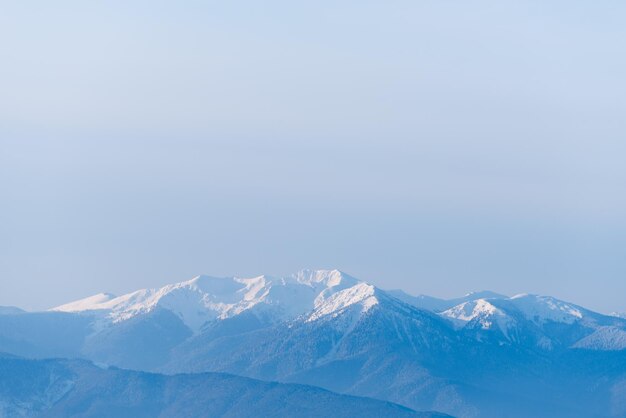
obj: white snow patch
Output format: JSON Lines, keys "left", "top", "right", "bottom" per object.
{"left": 308, "top": 283, "right": 379, "bottom": 322}
{"left": 440, "top": 299, "right": 514, "bottom": 336}
{"left": 52, "top": 293, "right": 117, "bottom": 312}
{"left": 510, "top": 294, "right": 583, "bottom": 324}
{"left": 50, "top": 270, "right": 374, "bottom": 332}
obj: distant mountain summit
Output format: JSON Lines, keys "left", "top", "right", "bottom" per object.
{"left": 51, "top": 270, "right": 378, "bottom": 332}
{"left": 50, "top": 269, "right": 624, "bottom": 350}
{"left": 2, "top": 269, "right": 626, "bottom": 418}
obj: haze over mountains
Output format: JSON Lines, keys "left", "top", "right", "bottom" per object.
{"left": 0, "top": 354, "right": 446, "bottom": 418}
{"left": 2, "top": 269, "right": 626, "bottom": 418}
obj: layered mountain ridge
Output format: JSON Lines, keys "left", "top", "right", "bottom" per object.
{"left": 51, "top": 270, "right": 380, "bottom": 332}
{"left": 2, "top": 269, "right": 626, "bottom": 418}
{"left": 0, "top": 355, "right": 447, "bottom": 418}
{"left": 48, "top": 269, "right": 626, "bottom": 352}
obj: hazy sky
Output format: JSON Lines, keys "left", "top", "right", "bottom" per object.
{"left": 1, "top": 1, "right": 625, "bottom": 312}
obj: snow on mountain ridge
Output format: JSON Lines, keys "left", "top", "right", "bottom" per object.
{"left": 49, "top": 269, "right": 626, "bottom": 351}
{"left": 509, "top": 294, "right": 584, "bottom": 325}
{"left": 308, "top": 283, "right": 379, "bottom": 321}
{"left": 292, "top": 269, "right": 355, "bottom": 287}
{"left": 52, "top": 293, "right": 117, "bottom": 312}
{"left": 50, "top": 270, "right": 375, "bottom": 332}
{"left": 387, "top": 289, "right": 509, "bottom": 313}
{"left": 462, "top": 290, "right": 507, "bottom": 300}
{"left": 440, "top": 293, "right": 589, "bottom": 330}
{"left": 440, "top": 299, "right": 514, "bottom": 334}
{"left": 437, "top": 292, "right": 626, "bottom": 350}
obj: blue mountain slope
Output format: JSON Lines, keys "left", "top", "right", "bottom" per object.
{"left": 0, "top": 356, "right": 450, "bottom": 418}
{"left": 163, "top": 294, "right": 617, "bottom": 418}
{"left": 2, "top": 270, "right": 626, "bottom": 418}
{"left": 0, "top": 307, "right": 24, "bottom": 315}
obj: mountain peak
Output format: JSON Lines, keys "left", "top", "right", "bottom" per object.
{"left": 440, "top": 299, "right": 514, "bottom": 332}
{"left": 49, "top": 270, "right": 374, "bottom": 332}
{"left": 48, "top": 272, "right": 617, "bottom": 354}
{"left": 292, "top": 269, "right": 356, "bottom": 287}
{"left": 52, "top": 292, "right": 117, "bottom": 312}
{"left": 463, "top": 290, "right": 507, "bottom": 300}
{"left": 509, "top": 294, "right": 584, "bottom": 324}
{"left": 308, "top": 282, "right": 379, "bottom": 322}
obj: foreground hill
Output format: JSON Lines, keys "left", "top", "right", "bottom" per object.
{"left": 1, "top": 269, "right": 626, "bottom": 417}
{"left": 0, "top": 355, "right": 448, "bottom": 418}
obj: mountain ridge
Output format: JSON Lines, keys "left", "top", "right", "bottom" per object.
{"left": 0, "top": 355, "right": 450, "bottom": 418}
{"left": 3, "top": 269, "right": 626, "bottom": 418}
{"left": 47, "top": 269, "right": 626, "bottom": 351}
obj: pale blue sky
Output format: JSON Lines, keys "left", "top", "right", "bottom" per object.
{"left": 1, "top": 1, "right": 625, "bottom": 312}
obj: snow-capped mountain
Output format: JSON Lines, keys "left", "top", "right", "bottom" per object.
{"left": 386, "top": 289, "right": 507, "bottom": 312}
{"left": 440, "top": 298, "right": 514, "bottom": 331}
{"left": 51, "top": 269, "right": 623, "bottom": 350}
{"left": 437, "top": 293, "right": 626, "bottom": 350}
{"left": 51, "top": 270, "right": 378, "bottom": 332}
{"left": 2, "top": 269, "right": 626, "bottom": 418}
